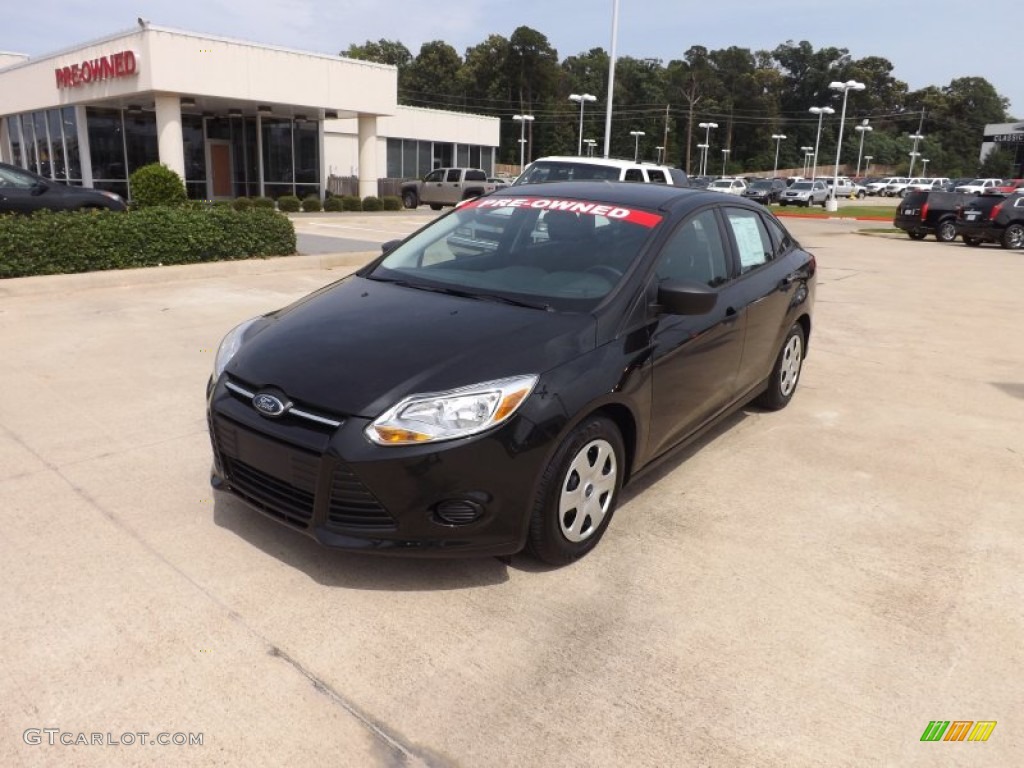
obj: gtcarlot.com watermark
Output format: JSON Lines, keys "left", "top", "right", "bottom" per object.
{"left": 24, "top": 728, "right": 203, "bottom": 747}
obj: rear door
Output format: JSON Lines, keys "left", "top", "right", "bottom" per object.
{"left": 442, "top": 169, "right": 464, "bottom": 204}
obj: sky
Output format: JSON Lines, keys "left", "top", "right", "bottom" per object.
{"left": 3, "top": 0, "right": 1020, "bottom": 119}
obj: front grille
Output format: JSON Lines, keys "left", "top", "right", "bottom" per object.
{"left": 328, "top": 466, "right": 394, "bottom": 529}
{"left": 223, "top": 457, "right": 315, "bottom": 529}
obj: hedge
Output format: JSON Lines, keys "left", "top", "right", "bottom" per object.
{"left": 0, "top": 207, "right": 296, "bottom": 279}
{"left": 361, "top": 196, "right": 382, "bottom": 212}
{"left": 341, "top": 195, "right": 362, "bottom": 211}
{"left": 301, "top": 194, "right": 322, "bottom": 212}
{"left": 323, "top": 196, "right": 343, "bottom": 212}
{"left": 382, "top": 195, "right": 402, "bottom": 211}
{"left": 276, "top": 195, "right": 301, "bottom": 212}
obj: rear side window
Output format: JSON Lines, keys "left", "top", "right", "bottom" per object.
{"left": 624, "top": 168, "right": 644, "bottom": 182}
{"left": 762, "top": 215, "right": 794, "bottom": 258}
{"left": 446, "top": 169, "right": 462, "bottom": 182}
{"left": 724, "top": 208, "right": 773, "bottom": 273}
{"left": 647, "top": 169, "right": 668, "bottom": 184}
{"left": 465, "top": 170, "right": 486, "bottom": 181}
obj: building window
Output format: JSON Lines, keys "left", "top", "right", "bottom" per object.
{"left": 403, "top": 140, "right": 417, "bottom": 179}
{"left": 87, "top": 108, "right": 126, "bottom": 184}
{"left": 6, "top": 116, "right": 22, "bottom": 168}
{"left": 33, "top": 112, "right": 49, "bottom": 177}
{"left": 62, "top": 107, "right": 81, "bottom": 183}
{"left": 182, "top": 113, "right": 206, "bottom": 199}
{"left": 386, "top": 138, "right": 402, "bottom": 178}
{"left": 47, "top": 109, "right": 66, "bottom": 181}
{"left": 457, "top": 144, "right": 470, "bottom": 167}
{"left": 124, "top": 111, "right": 157, "bottom": 175}
{"left": 417, "top": 140, "right": 432, "bottom": 175}
{"left": 261, "top": 117, "right": 292, "bottom": 198}
{"left": 21, "top": 114, "right": 36, "bottom": 173}
{"left": 293, "top": 119, "right": 319, "bottom": 186}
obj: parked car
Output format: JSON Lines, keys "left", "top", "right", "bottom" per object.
{"left": 955, "top": 178, "right": 1003, "bottom": 195}
{"left": 742, "top": 178, "right": 787, "bottom": 204}
{"left": 0, "top": 161, "right": 127, "bottom": 214}
{"left": 401, "top": 168, "right": 495, "bottom": 210}
{"left": 991, "top": 179, "right": 1024, "bottom": 194}
{"left": 779, "top": 180, "right": 828, "bottom": 207}
{"left": 514, "top": 157, "right": 681, "bottom": 186}
{"left": 883, "top": 177, "right": 922, "bottom": 197}
{"left": 908, "top": 178, "right": 951, "bottom": 192}
{"left": 707, "top": 177, "right": 748, "bottom": 195}
{"left": 488, "top": 177, "right": 513, "bottom": 188}
{"left": 893, "top": 190, "right": 969, "bottom": 242}
{"left": 955, "top": 192, "right": 1024, "bottom": 248}
{"left": 865, "top": 177, "right": 901, "bottom": 196}
{"left": 820, "top": 176, "right": 865, "bottom": 199}
{"left": 207, "top": 181, "right": 816, "bottom": 563}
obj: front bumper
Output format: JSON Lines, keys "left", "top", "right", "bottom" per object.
{"left": 207, "top": 376, "right": 555, "bottom": 556}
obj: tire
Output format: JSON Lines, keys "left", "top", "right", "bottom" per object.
{"left": 936, "top": 219, "right": 957, "bottom": 243}
{"left": 857, "top": 191, "right": 866, "bottom": 199}
{"left": 963, "top": 236, "right": 982, "bottom": 247}
{"left": 429, "top": 203, "right": 442, "bottom": 211}
{"left": 755, "top": 323, "right": 805, "bottom": 411}
{"left": 527, "top": 416, "right": 624, "bottom": 565}
{"left": 402, "top": 191, "right": 418, "bottom": 209}
{"left": 1001, "top": 223, "right": 1024, "bottom": 249}
{"left": 908, "top": 232, "right": 927, "bottom": 241}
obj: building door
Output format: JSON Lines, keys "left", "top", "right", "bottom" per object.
{"left": 206, "top": 140, "right": 232, "bottom": 199}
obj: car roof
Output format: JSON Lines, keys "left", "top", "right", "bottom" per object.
{"left": 488, "top": 179, "right": 721, "bottom": 211}
{"left": 527, "top": 155, "right": 675, "bottom": 171}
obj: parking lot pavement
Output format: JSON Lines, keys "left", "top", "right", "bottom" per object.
{"left": 1, "top": 220, "right": 1021, "bottom": 766}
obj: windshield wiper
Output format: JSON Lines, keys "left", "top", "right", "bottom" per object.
{"left": 365, "top": 274, "right": 552, "bottom": 311}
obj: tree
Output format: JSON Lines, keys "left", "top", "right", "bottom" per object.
{"left": 403, "top": 41, "right": 464, "bottom": 109}
{"left": 341, "top": 39, "right": 413, "bottom": 69}
{"left": 978, "top": 147, "right": 1015, "bottom": 177}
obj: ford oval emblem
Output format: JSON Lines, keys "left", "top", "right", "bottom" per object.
{"left": 253, "top": 392, "right": 286, "bottom": 417}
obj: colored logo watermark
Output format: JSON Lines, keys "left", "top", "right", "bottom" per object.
{"left": 921, "top": 721, "right": 996, "bottom": 742}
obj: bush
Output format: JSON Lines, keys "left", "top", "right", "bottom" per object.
{"left": 382, "top": 195, "right": 402, "bottom": 211}
{"left": 361, "top": 196, "right": 382, "bottom": 212}
{"left": 231, "top": 197, "right": 254, "bottom": 211}
{"left": 276, "top": 195, "right": 301, "bottom": 212}
{"left": 0, "top": 207, "right": 296, "bottom": 279}
{"left": 251, "top": 197, "right": 275, "bottom": 209}
{"left": 323, "top": 196, "right": 344, "bottom": 212}
{"left": 301, "top": 194, "right": 322, "bottom": 212}
{"left": 341, "top": 195, "right": 362, "bottom": 212}
{"left": 128, "top": 163, "right": 187, "bottom": 208}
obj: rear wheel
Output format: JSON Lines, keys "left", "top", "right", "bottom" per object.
{"left": 1001, "top": 223, "right": 1024, "bottom": 249}
{"left": 755, "top": 323, "right": 805, "bottom": 411}
{"left": 527, "top": 416, "right": 624, "bottom": 565}
{"left": 936, "top": 220, "right": 957, "bottom": 243}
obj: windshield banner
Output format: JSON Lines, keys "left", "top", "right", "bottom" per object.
{"left": 462, "top": 197, "right": 663, "bottom": 228}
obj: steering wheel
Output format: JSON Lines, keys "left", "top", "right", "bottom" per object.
{"left": 584, "top": 265, "right": 624, "bottom": 282}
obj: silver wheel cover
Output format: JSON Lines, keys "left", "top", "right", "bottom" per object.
{"left": 779, "top": 334, "right": 803, "bottom": 397}
{"left": 559, "top": 439, "right": 617, "bottom": 543}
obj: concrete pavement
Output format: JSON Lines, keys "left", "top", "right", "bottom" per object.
{"left": 1, "top": 219, "right": 1021, "bottom": 766}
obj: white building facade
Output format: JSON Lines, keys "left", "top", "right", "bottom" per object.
{"left": 980, "top": 121, "right": 1024, "bottom": 174}
{"left": 0, "top": 25, "right": 500, "bottom": 200}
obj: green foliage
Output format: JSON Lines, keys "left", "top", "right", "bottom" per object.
{"left": 128, "top": 163, "right": 187, "bottom": 208}
{"left": 231, "top": 197, "right": 254, "bottom": 211}
{"left": 0, "top": 207, "right": 296, "bottom": 279}
{"left": 251, "top": 197, "right": 275, "bottom": 209}
{"left": 341, "top": 195, "right": 362, "bottom": 211}
{"left": 276, "top": 194, "right": 301, "bottom": 212}
{"left": 382, "top": 195, "right": 402, "bottom": 211}
{"left": 302, "top": 194, "right": 322, "bottom": 212}
{"left": 978, "top": 147, "right": 1016, "bottom": 178}
{"left": 361, "top": 196, "right": 383, "bottom": 212}
{"left": 342, "top": 39, "right": 413, "bottom": 69}
{"left": 323, "top": 195, "right": 344, "bottom": 212}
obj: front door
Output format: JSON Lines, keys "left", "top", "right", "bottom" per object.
{"left": 207, "top": 140, "right": 232, "bottom": 199}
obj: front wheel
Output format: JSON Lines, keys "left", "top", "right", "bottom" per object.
{"left": 936, "top": 220, "right": 957, "bottom": 243}
{"left": 402, "top": 191, "right": 418, "bottom": 209}
{"left": 857, "top": 191, "right": 866, "bottom": 199}
{"left": 908, "top": 232, "right": 927, "bottom": 241}
{"left": 755, "top": 323, "right": 805, "bottom": 411}
{"left": 527, "top": 416, "right": 624, "bottom": 565}
{"left": 429, "top": 203, "right": 442, "bottom": 211}
{"left": 1001, "top": 223, "right": 1024, "bottom": 249}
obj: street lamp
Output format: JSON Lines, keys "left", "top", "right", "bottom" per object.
{"left": 808, "top": 106, "right": 835, "bottom": 182}
{"left": 907, "top": 133, "right": 924, "bottom": 177}
{"left": 921, "top": 157, "right": 930, "bottom": 175}
{"left": 630, "top": 130, "right": 645, "bottom": 162}
{"left": 512, "top": 114, "right": 535, "bottom": 171}
{"left": 771, "top": 133, "right": 786, "bottom": 176}
{"left": 584, "top": 138, "right": 597, "bottom": 157}
{"left": 854, "top": 120, "right": 873, "bottom": 178}
{"left": 655, "top": 145, "right": 665, "bottom": 164}
{"left": 569, "top": 93, "right": 597, "bottom": 156}
{"left": 697, "top": 143, "right": 709, "bottom": 176}
{"left": 698, "top": 121, "right": 718, "bottom": 175}
{"left": 721, "top": 148, "right": 731, "bottom": 177}
{"left": 864, "top": 155, "right": 873, "bottom": 175}
{"left": 801, "top": 146, "right": 814, "bottom": 177}
{"left": 827, "top": 79, "right": 866, "bottom": 209}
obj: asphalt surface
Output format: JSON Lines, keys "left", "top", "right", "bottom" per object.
{"left": 1, "top": 216, "right": 1021, "bottom": 767}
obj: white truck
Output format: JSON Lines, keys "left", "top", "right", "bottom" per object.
{"left": 401, "top": 168, "right": 496, "bottom": 210}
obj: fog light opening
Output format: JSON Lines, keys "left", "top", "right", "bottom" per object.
{"left": 434, "top": 499, "right": 485, "bottom": 526}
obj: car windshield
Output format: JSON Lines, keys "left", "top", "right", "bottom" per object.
{"left": 367, "top": 195, "right": 663, "bottom": 312}
{"left": 515, "top": 161, "right": 623, "bottom": 185}
{"left": 790, "top": 182, "right": 812, "bottom": 190}
{"left": 965, "top": 179, "right": 986, "bottom": 185}
{"left": 749, "top": 181, "right": 772, "bottom": 190}
{"left": 709, "top": 180, "right": 733, "bottom": 188}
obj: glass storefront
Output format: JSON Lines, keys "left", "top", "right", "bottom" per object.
{"left": 386, "top": 137, "right": 494, "bottom": 179}
{"left": 3, "top": 108, "right": 81, "bottom": 184}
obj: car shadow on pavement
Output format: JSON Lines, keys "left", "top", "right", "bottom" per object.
{"left": 212, "top": 495, "right": 510, "bottom": 591}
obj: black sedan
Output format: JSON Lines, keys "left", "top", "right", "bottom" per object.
{"left": 0, "top": 162, "right": 126, "bottom": 214}
{"left": 207, "top": 182, "right": 816, "bottom": 564}
{"left": 955, "top": 193, "right": 1024, "bottom": 248}
{"left": 742, "top": 178, "right": 787, "bottom": 205}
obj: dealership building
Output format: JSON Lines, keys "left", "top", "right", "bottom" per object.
{"left": 980, "top": 121, "right": 1024, "bottom": 173}
{"left": 0, "top": 23, "right": 500, "bottom": 200}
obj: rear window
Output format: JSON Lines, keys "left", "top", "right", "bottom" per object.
{"left": 515, "top": 161, "right": 623, "bottom": 185}
{"left": 465, "top": 170, "right": 486, "bottom": 181}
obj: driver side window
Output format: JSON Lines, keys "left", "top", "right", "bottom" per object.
{"left": 655, "top": 210, "right": 730, "bottom": 287}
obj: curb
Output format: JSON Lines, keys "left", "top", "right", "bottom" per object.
{"left": 0, "top": 251, "right": 378, "bottom": 298}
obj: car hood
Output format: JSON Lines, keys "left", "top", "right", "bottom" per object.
{"left": 227, "top": 275, "right": 596, "bottom": 417}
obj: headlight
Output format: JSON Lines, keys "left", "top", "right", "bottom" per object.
{"left": 213, "top": 317, "right": 259, "bottom": 380}
{"left": 98, "top": 190, "right": 123, "bottom": 202}
{"left": 366, "top": 374, "right": 538, "bottom": 445}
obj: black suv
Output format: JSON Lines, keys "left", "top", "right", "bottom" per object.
{"left": 955, "top": 193, "right": 1024, "bottom": 248}
{"left": 893, "top": 190, "right": 969, "bottom": 242}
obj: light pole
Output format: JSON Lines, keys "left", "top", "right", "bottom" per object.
{"left": 721, "top": 148, "right": 731, "bottom": 177}
{"left": 603, "top": 0, "right": 619, "bottom": 157}
{"left": 698, "top": 121, "right": 718, "bottom": 175}
{"left": 801, "top": 146, "right": 813, "bottom": 177}
{"left": 630, "top": 130, "right": 645, "bottom": 162}
{"left": 771, "top": 133, "right": 786, "bottom": 176}
{"left": 697, "top": 143, "right": 709, "bottom": 176}
{"left": 827, "top": 79, "right": 866, "bottom": 210}
{"left": 512, "top": 114, "right": 534, "bottom": 171}
{"left": 569, "top": 93, "right": 597, "bottom": 156}
{"left": 907, "top": 133, "right": 924, "bottom": 177}
{"left": 809, "top": 106, "right": 835, "bottom": 182}
{"left": 655, "top": 145, "right": 665, "bottom": 164}
{"left": 921, "top": 157, "right": 930, "bottom": 176}
{"left": 584, "top": 138, "right": 597, "bottom": 157}
{"left": 864, "top": 155, "right": 873, "bottom": 175}
{"left": 854, "top": 120, "right": 873, "bottom": 178}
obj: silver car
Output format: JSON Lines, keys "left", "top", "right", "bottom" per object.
{"left": 779, "top": 180, "right": 828, "bottom": 207}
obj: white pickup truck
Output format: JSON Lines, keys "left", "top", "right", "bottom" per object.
{"left": 401, "top": 168, "right": 496, "bottom": 210}
{"left": 820, "top": 176, "right": 866, "bottom": 199}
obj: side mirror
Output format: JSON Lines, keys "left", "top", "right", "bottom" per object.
{"left": 381, "top": 239, "right": 401, "bottom": 254}
{"left": 655, "top": 280, "right": 717, "bottom": 316}
{"left": 31, "top": 180, "right": 50, "bottom": 196}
